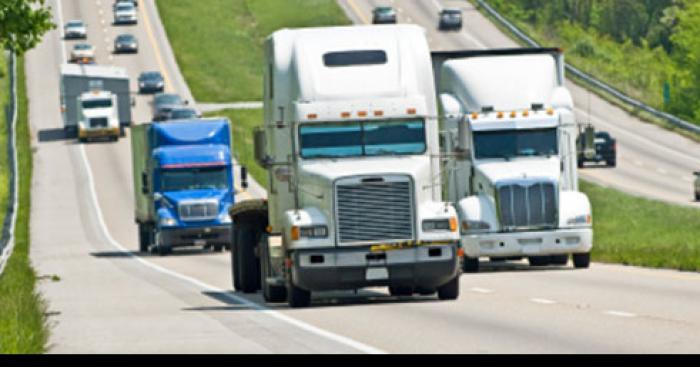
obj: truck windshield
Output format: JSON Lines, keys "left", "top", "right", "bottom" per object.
{"left": 299, "top": 119, "right": 426, "bottom": 159}
{"left": 82, "top": 99, "right": 112, "bottom": 109}
{"left": 160, "top": 167, "right": 228, "bottom": 191}
{"left": 473, "top": 128, "right": 558, "bottom": 160}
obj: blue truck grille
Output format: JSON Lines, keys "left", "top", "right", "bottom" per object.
{"left": 178, "top": 201, "right": 218, "bottom": 222}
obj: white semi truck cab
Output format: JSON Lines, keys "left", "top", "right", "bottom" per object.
{"left": 77, "top": 90, "right": 121, "bottom": 142}
{"left": 436, "top": 48, "right": 592, "bottom": 272}
{"left": 229, "top": 25, "right": 461, "bottom": 308}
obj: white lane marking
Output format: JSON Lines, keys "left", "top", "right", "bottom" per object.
{"left": 530, "top": 298, "right": 556, "bottom": 305}
{"left": 431, "top": 0, "right": 442, "bottom": 11}
{"left": 101, "top": 19, "right": 106, "bottom": 26}
{"left": 98, "top": 9, "right": 103, "bottom": 16}
{"left": 657, "top": 168, "right": 668, "bottom": 175}
{"left": 633, "top": 160, "right": 643, "bottom": 167}
{"left": 605, "top": 310, "right": 637, "bottom": 318}
{"left": 108, "top": 55, "right": 114, "bottom": 61}
{"left": 470, "top": 287, "right": 494, "bottom": 294}
{"left": 60, "top": 0, "right": 383, "bottom": 354}
{"left": 55, "top": 0, "right": 67, "bottom": 63}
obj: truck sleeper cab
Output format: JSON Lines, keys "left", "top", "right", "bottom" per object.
{"left": 229, "top": 25, "right": 461, "bottom": 308}
{"left": 437, "top": 49, "right": 593, "bottom": 272}
{"left": 132, "top": 119, "right": 235, "bottom": 255}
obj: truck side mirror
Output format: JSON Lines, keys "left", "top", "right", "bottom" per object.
{"left": 141, "top": 171, "right": 149, "bottom": 194}
{"left": 253, "top": 127, "right": 269, "bottom": 168}
{"left": 240, "top": 166, "right": 248, "bottom": 190}
{"left": 153, "top": 192, "right": 163, "bottom": 202}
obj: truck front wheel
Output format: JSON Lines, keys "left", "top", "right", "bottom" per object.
{"left": 138, "top": 223, "right": 151, "bottom": 253}
{"left": 573, "top": 253, "right": 591, "bottom": 269}
{"left": 462, "top": 257, "right": 479, "bottom": 273}
{"left": 437, "top": 276, "right": 460, "bottom": 300}
{"left": 287, "top": 282, "right": 311, "bottom": 308}
{"left": 234, "top": 222, "right": 261, "bottom": 293}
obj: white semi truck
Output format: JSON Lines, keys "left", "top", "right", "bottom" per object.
{"left": 435, "top": 48, "right": 593, "bottom": 272}
{"left": 229, "top": 25, "right": 462, "bottom": 308}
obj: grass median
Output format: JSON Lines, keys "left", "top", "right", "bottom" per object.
{"left": 0, "top": 56, "right": 48, "bottom": 354}
{"left": 0, "top": 56, "right": 8, "bottom": 226}
{"left": 156, "top": 0, "right": 349, "bottom": 103}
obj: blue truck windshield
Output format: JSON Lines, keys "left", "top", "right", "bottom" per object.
{"left": 473, "top": 128, "right": 558, "bottom": 160}
{"left": 160, "top": 167, "right": 228, "bottom": 191}
{"left": 299, "top": 119, "right": 426, "bottom": 159}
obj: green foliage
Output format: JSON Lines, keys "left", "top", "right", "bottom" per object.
{"left": 581, "top": 180, "right": 700, "bottom": 271}
{"left": 486, "top": 0, "right": 698, "bottom": 124}
{"left": 0, "top": 56, "right": 48, "bottom": 354}
{"left": 0, "top": 0, "right": 55, "bottom": 54}
{"left": 156, "top": 0, "right": 349, "bottom": 102}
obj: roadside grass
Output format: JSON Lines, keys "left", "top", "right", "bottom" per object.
{"left": 0, "top": 56, "right": 8, "bottom": 226}
{"left": 581, "top": 180, "right": 700, "bottom": 272}
{"left": 206, "top": 109, "right": 267, "bottom": 190}
{"left": 156, "top": 0, "right": 350, "bottom": 103}
{"left": 0, "top": 56, "right": 48, "bottom": 354}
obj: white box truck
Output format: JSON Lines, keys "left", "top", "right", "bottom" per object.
{"left": 229, "top": 25, "right": 461, "bottom": 308}
{"left": 60, "top": 64, "right": 131, "bottom": 141}
{"left": 435, "top": 48, "right": 593, "bottom": 272}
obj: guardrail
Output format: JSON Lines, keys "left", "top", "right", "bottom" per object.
{"left": 475, "top": 0, "right": 700, "bottom": 135}
{"left": 0, "top": 51, "right": 19, "bottom": 276}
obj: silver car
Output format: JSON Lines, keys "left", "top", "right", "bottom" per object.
{"left": 114, "top": 2, "right": 137, "bottom": 25}
{"left": 64, "top": 20, "right": 87, "bottom": 39}
{"left": 114, "top": 34, "right": 138, "bottom": 53}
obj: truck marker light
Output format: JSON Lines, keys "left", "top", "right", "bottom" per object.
{"left": 358, "top": 111, "right": 368, "bottom": 117}
{"left": 407, "top": 108, "right": 417, "bottom": 115}
{"left": 266, "top": 225, "right": 273, "bottom": 233}
{"left": 496, "top": 112, "right": 504, "bottom": 119}
{"left": 307, "top": 113, "right": 318, "bottom": 119}
{"left": 341, "top": 112, "right": 351, "bottom": 118}
{"left": 522, "top": 110, "right": 530, "bottom": 117}
{"left": 510, "top": 111, "right": 517, "bottom": 118}
{"left": 457, "top": 248, "right": 465, "bottom": 258}
{"left": 374, "top": 110, "right": 384, "bottom": 117}
{"left": 547, "top": 108, "right": 555, "bottom": 116}
{"left": 291, "top": 226, "right": 300, "bottom": 241}
{"left": 471, "top": 112, "right": 478, "bottom": 120}
{"left": 449, "top": 217, "right": 458, "bottom": 232}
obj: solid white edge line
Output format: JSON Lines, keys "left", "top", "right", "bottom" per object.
{"left": 605, "top": 310, "right": 637, "bottom": 318}
{"left": 0, "top": 53, "right": 19, "bottom": 276}
{"left": 59, "top": 0, "right": 384, "bottom": 354}
{"left": 530, "top": 298, "right": 556, "bottom": 305}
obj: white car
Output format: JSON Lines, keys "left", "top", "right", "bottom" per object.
{"left": 694, "top": 171, "right": 700, "bottom": 201}
{"left": 114, "top": 2, "right": 137, "bottom": 25}
{"left": 70, "top": 43, "right": 96, "bottom": 64}
{"left": 64, "top": 20, "right": 87, "bottom": 39}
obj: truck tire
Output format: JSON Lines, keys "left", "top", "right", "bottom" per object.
{"left": 607, "top": 159, "right": 616, "bottom": 167}
{"left": 287, "top": 283, "right": 311, "bottom": 308}
{"left": 152, "top": 231, "right": 171, "bottom": 256}
{"left": 230, "top": 228, "right": 242, "bottom": 291}
{"left": 550, "top": 255, "right": 569, "bottom": 266}
{"left": 462, "top": 257, "right": 479, "bottom": 273}
{"left": 138, "top": 224, "right": 151, "bottom": 253}
{"left": 573, "top": 253, "right": 591, "bottom": 269}
{"left": 389, "top": 286, "right": 413, "bottom": 297}
{"left": 235, "top": 222, "right": 261, "bottom": 293}
{"left": 437, "top": 276, "right": 460, "bottom": 301}
{"left": 694, "top": 192, "right": 699, "bottom": 202}
{"left": 528, "top": 256, "right": 550, "bottom": 267}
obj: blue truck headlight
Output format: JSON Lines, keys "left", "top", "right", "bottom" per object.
{"left": 159, "top": 217, "right": 178, "bottom": 227}
{"left": 218, "top": 212, "right": 232, "bottom": 224}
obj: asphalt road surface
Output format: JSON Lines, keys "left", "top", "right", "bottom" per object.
{"left": 26, "top": 0, "right": 700, "bottom": 354}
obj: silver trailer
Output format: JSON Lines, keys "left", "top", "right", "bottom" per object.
{"left": 60, "top": 64, "right": 132, "bottom": 134}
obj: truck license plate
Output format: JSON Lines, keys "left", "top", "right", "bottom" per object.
{"left": 366, "top": 267, "right": 389, "bottom": 281}
{"left": 195, "top": 239, "right": 207, "bottom": 247}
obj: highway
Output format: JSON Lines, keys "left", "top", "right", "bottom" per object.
{"left": 25, "top": 0, "right": 700, "bottom": 354}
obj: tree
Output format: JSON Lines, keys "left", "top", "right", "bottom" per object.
{"left": 0, "top": 0, "right": 55, "bottom": 54}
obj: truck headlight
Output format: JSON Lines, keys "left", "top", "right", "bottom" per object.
{"left": 462, "top": 220, "right": 491, "bottom": 232}
{"left": 218, "top": 212, "right": 232, "bottom": 224}
{"left": 291, "top": 225, "right": 328, "bottom": 240}
{"left": 159, "top": 217, "right": 177, "bottom": 227}
{"left": 567, "top": 215, "right": 592, "bottom": 227}
{"left": 422, "top": 218, "right": 457, "bottom": 232}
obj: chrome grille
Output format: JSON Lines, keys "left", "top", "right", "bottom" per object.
{"left": 497, "top": 181, "right": 557, "bottom": 231}
{"left": 336, "top": 177, "right": 414, "bottom": 244}
{"left": 178, "top": 201, "right": 218, "bottom": 222}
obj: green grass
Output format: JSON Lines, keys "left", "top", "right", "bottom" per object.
{"left": 207, "top": 109, "right": 267, "bottom": 189}
{"left": 0, "top": 56, "right": 8, "bottom": 226}
{"left": 581, "top": 180, "right": 700, "bottom": 271}
{"left": 156, "top": 0, "right": 350, "bottom": 103}
{"left": 0, "top": 56, "right": 48, "bottom": 354}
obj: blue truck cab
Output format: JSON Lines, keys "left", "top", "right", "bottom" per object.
{"left": 132, "top": 118, "right": 235, "bottom": 255}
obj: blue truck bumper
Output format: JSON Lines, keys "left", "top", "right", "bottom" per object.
{"left": 161, "top": 225, "right": 231, "bottom": 248}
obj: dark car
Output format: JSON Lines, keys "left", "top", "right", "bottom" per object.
{"left": 578, "top": 130, "right": 617, "bottom": 167}
{"left": 138, "top": 71, "right": 165, "bottom": 93}
{"left": 164, "top": 107, "right": 200, "bottom": 121}
{"left": 439, "top": 8, "right": 463, "bottom": 30}
{"left": 153, "top": 93, "right": 184, "bottom": 121}
{"left": 114, "top": 34, "right": 138, "bottom": 53}
{"left": 372, "top": 6, "right": 397, "bottom": 24}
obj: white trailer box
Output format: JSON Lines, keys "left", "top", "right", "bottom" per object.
{"left": 60, "top": 64, "right": 131, "bottom": 134}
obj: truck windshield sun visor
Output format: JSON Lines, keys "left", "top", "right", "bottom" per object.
{"left": 299, "top": 119, "right": 426, "bottom": 159}
{"left": 474, "top": 128, "right": 558, "bottom": 160}
{"left": 323, "top": 50, "right": 387, "bottom": 67}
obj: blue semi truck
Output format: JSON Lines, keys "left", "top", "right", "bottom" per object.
{"left": 131, "top": 119, "right": 235, "bottom": 255}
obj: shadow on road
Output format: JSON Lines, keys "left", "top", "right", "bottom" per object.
{"left": 474, "top": 260, "right": 580, "bottom": 274}
{"left": 90, "top": 247, "right": 225, "bottom": 259}
{"left": 38, "top": 128, "right": 73, "bottom": 143}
